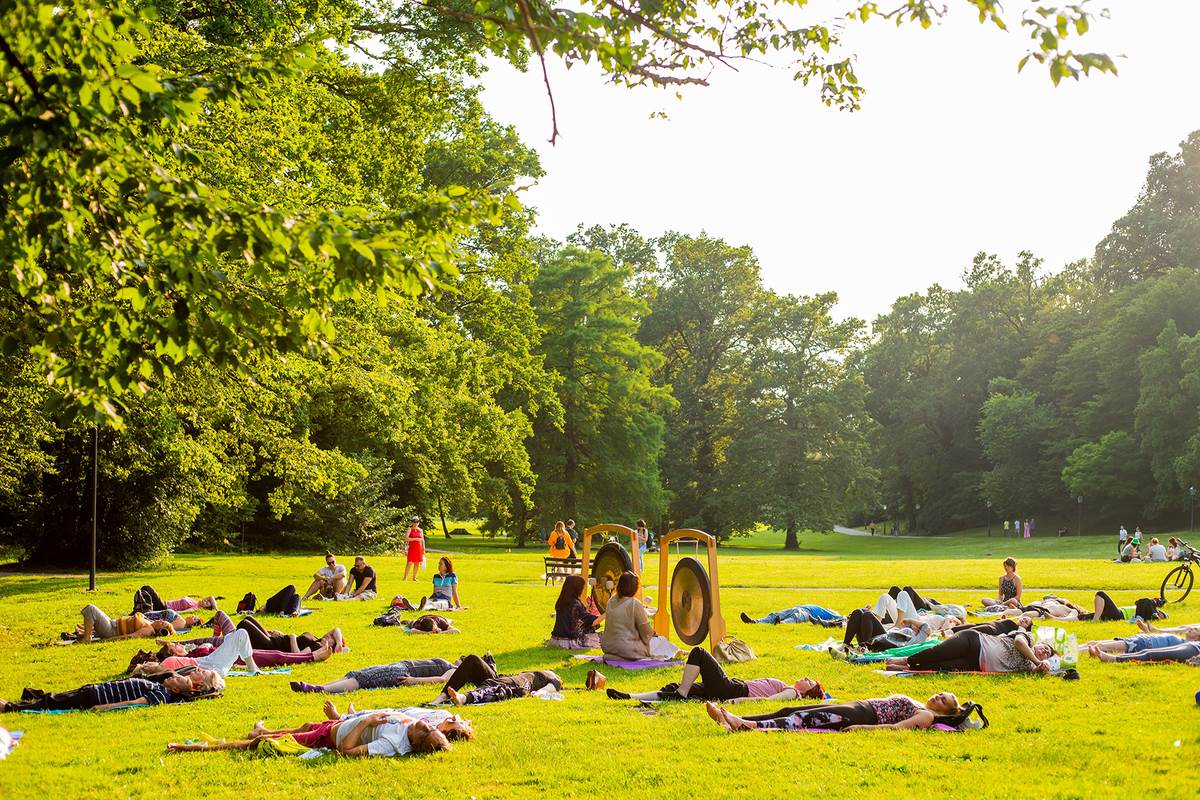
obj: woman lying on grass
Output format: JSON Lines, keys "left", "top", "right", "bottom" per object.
{"left": 132, "top": 585, "right": 217, "bottom": 614}
{"left": 704, "top": 691, "right": 968, "bottom": 732}
{"left": 1, "top": 669, "right": 223, "bottom": 713}
{"left": 885, "top": 629, "right": 1055, "bottom": 673}
{"left": 404, "top": 614, "right": 459, "bottom": 634}
{"left": 134, "top": 630, "right": 334, "bottom": 676}
{"left": 605, "top": 646, "right": 825, "bottom": 703}
{"left": 739, "top": 603, "right": 843, "bottom": 625}
{"left": 1083, "top": 629, "right": 1200, "bottom": 657}
{"left": 167, "top": 701, "right": 452, "bottom": 756}
{"left": 841, "top": 612, "right": 959, "bottom": 652}
{"left": 74, "top": 605, "right": 198, "bottom": 642}
{"left": 1087, "top": 640, "right": 1200, "bottom": 664}
{"left": 433, "top": 654, "right": 562, "bottom": 706}
{"left": 290, "top": 658, "right": 455, "bottom": 693}
{"left": 548, "top": 575, "right": 603, "bottom": 649}
{"left": 949, "top": 617, "right": 1034, "bottom": 636}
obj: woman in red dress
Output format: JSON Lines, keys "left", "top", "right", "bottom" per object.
{"left": 404, "top": 516, "right": 425, "bottom": 581}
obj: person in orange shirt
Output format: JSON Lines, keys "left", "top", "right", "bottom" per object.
{"left": 548, "top": 521, "right": 576, "bottom": 559}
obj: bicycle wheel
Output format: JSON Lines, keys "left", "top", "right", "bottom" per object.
{"left": 1160, "top": 564, "right": 1194, "bottom": 603}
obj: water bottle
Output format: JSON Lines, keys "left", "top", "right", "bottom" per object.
{"left": 1062, "top": 633, "right": 1078, "bottom": 668}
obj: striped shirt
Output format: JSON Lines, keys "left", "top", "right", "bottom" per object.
{"left": 115, "top": 613, "right": 150, "bottom": 636}
{"left": 92, "top": 678, "right": 172, "bottom": 706}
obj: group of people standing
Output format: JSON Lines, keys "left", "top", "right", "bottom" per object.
{"left": 1001, "top": 518, "right": 1036, "bottom": 538}
{"left": 547, "top": 519, "right": 652, "bottom": 570}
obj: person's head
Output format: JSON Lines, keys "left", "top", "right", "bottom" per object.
{"left": 183, "top": 615, "right": 201, "bottom": 628}
{"left": 1032, "top": 642, "right": 1054, "bottom": 660}
{"left": 1150, "top": 537, "right": 1159, "bottom": 546}
{"left": 198, "top": 596, "right": 217, "bottom": 610}
{"left": 163, "top": 674, "right": 192, "bottom": 695}
{"left": 1135, "top": 526, "right": 1142, "bottom": 532}
{"left": 1015, "top": 614, "right": 1034, "bottom": 630}
{"left": 925, "top": 691, "right": 961, "bottom": 714}
{"left": 410, "top": 515, "right": 420, "bottom": 527}
{"left": 439, "top": 556, "right": 453, "bottom": 575}
{"left": 792, "top": 677, "right": 825, "bottom": 700}
{"left": 408, "top": 719, "right": 451, "bottom": 754}
{"left": 566, "top": 519, "right": 575, "bottom": 528}
{"left": 616, "top": 571, "right": 639, "bottom": 598}
{"left": 636, "top": 519, "right": 646, "bottom": 529}
{"left": 354, "top": 556, "right": 366, "bottom": 570}
{"left": 1169, "top": 537, "right": 1179, "bottom": 546}
{"left": 1002, "top": 558, "right": 1017, "bottom": 573}
{"left": 325, "top": 552, "right": 337, "bottom": 568}
{"left": 438, "top": 715, "right": 475, "bottom": 741}
{"left": 151, "top": 620, "right": 174, "bottom": 636}
{"left": 159, "top": 642, "right": 187, "bottom": 659}
{"left": 557, "top": 574, "right": 586, "bottom": 610}
{"left": 1182, "top": 628, "right": 1200, "bottom": 642}
{"left": 554, "top": 520, "right": 566, "bottom": 533}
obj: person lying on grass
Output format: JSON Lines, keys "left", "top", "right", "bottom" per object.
{"left": 132, "top": 585, "right": 217, "bottom": 614}
{"left": 548, "top": 574, "right": 603, "bottom": 649}
{"left": 740, "top": 604, "right": 843, "bottom": 626}
{"left": 604, "top": 646, "right": 825, "bottom": 703}
{"left": 432, "top": 654, "right": 562, "bottom": 706}
{"left": 290, "top": 658, "right": 455, "bottom": 693}
{"left": 1135, "top": 619, "right": 1200, "bottom": 636}
{"left": 704, "top": 691, "right": 965, "bottom": 732}
{"left": 74, "top": 605, "right": 198, "bottom": 642}
{"left": 841, "top": 611, "right": 960, "bottom": 652}
{"left": 983, "top": 595, "right": 1086, "bottom": 621}
{"left": 1087, "top": 640, "right": 1200, "bottom": 664}
{"left": 167, "top": 701, "right": 452, "bottom": 756}
{"left": 403, "top": 614, "right": 459, "bottom": 634}
{"left": 166, "top": 610, "right": 345, "bottom": 655}
{"left": 980, "top": 558, "right": 1023, "bottom": 608}
{"left": 885, "top": 629, "right": 1055, "bottom": 673}
{"left": 950, "top": 616, "right": 1034, "bottom": 636}
{"left": 1082, "top": 629, "right": 1200, "bottom": 657}
{"left": 0, "top": 669, "right": 223, "bottom": 713}
{"left": 131, "top": 630, "right": 335, "bottom": 676}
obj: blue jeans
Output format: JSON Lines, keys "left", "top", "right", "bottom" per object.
{"left": 756, "top": 605, "right": 842, "bottom": 624}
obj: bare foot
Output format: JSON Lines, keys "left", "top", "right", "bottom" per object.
{"left": 312, "top": 644, "right": 332, "bottom": 662}
{"left": 248, "top": 720, "right": 268, "bottom": 738}
{"left": 346, "top": 702, "right": 356, "bottom": 715}
{"left": 0, "top": 700, "right": 8, "bottom": 712}
{"left": 1093, "top": 647, "right": 1117, "bottom": 663}
{"left": 721, "top": 707, "right": 755, "bottom": 732}
{"left": 447, "top": 687, "right": 466, "bottom": 707}
{"left": 323, "top": 699, "right": 339, "bottom": 720}
{"left": 704, "top": 701, "right": 725, "bottom": 726}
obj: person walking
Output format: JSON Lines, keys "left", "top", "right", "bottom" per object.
{"left": 1118, "top": 525, "right": 1128, "bottom": 556}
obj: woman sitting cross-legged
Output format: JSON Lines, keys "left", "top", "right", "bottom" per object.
{"left": 1, "top": 669, "right": 223, "bottom": 713}
{"left": 290, "top": 658, "right": 455, "bottom": 694}
{"left": 605, "top": 646, "right": 825, "bottom": 703}
{"left": 705, "top": 691, "right": 968, "bottom": 732}
{"left": 548, "top": 575, "right": 603, "bottom": 649}
{"left": 431, "top": 654, "right": 562, "bottom": 706}
{"left": 885, "top": 629, "right": 1054, "bottom": 673}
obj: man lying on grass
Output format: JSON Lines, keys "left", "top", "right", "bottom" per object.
{"left": 1082, "top": 629, "right": 1200, "bottom": 658}
{"left": 704, "top": 691, "right": 976, "bottom": 732}
{"left": 1086, "top": 640, "right": 1200, "bottom": 664}
{"left": 73, "top": 604, "right": 200, "bottom": 642}
{"left": 0, "top": 668, "right": 223, "bottom": 713}
{"left": 604, "top": 646, "right": 826, "bottom": 703}
{"left": 167, "top": 699, "right": 463, "bottom": 756}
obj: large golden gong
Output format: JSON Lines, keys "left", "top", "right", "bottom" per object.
{"left": 590, "top": 541, "right": 633, "bottom": 612}
{"left": 670, "top": 557, "right": 711, "bottom": 645}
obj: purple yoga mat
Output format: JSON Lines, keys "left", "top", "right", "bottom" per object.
{"left": 572, "top": 655, "right": 683, "bottom": 669}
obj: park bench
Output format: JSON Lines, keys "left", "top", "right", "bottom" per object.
{"left": 543, "top": 556, "right": 582, "bottom": 585}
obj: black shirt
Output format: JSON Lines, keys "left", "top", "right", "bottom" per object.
{"left": 551, "top": 599, "right": 598, "bottom": 640}
{"left": 350, "top": 564, "right": 377, "bottom": 593}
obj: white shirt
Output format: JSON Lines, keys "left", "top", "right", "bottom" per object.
{"left": 318, "top": 563, "right": 346, "bottom": 580}
{"left": 1119, "top": 528, "right": 1128, "bottom": 542}
{"left": 334, "top": 716, "right": 413, "bottom": 757}
{"left": 1147, "top": 544, "right": 1168, "bottom": 562}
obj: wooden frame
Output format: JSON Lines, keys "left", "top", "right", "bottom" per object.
{"left": 652, "top": 528, "right": 726, "bottom": 650}
{"left": 580, "top": 523, "right": 639, "bottom": 600}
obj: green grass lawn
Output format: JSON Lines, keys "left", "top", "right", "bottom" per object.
{"left": 0, "top": 534, "right": 1197, "bottom": 798}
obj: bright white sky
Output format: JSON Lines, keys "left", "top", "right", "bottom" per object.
{"left": 478, "top": 1, "right": 1200, "bottom": 321}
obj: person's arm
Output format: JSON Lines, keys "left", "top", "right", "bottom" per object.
{"left": 844, "top": 709, "right": 935, "bottom": 731}
{"left": 92, "top": 697, "right": 151, "bottom": 712}
{"left": 1014, "top": 576, "right": 1023, "bottom": 604}
{"left": 451, "top": 583, "right": 461, "bottom": 609}
{"left": 397, "top": 674, "right": 451, "bottom": 686}
{"left": 636, "top": 606, "right": 654, "bottom": 644}
{"left": 1013, "top": 636, "right": 1049, "bottom": 672}
{"left": 727, "top": 688, "right": 798, "bottom": 705}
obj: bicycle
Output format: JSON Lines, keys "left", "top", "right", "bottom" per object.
{"left": 1159, "top": 539, "right": 1200, "bottom": 603}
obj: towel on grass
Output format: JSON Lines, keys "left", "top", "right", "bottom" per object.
{"left": 228, "top": 668, "right": 292, "bottom": 677}
{"left": 572, "top": 655, "right": 682, "bottom": 669}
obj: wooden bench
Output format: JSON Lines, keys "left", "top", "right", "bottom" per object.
{"left": 544, "top": 556, "right": 582, "bottom": 585}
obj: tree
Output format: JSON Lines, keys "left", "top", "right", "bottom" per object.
{"left": 978, "top": 379, "right": 1059, "bottom": 516}
{"left": 526, "top": 242, "right": 672, "bottom": 541}
{"left": 720, "top": 293, "right": 875, "bottom": 548}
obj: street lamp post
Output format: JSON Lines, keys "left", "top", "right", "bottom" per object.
{"left": 914, "top": 503, "right": 921, "bottom": 536}
{"left": 986, "top": 500, "right": 992, "bottom": 537}
{"left": 1076, "top": 495, "right": 1083, "bottom": 538}
{"left": 1190, "top": 486, "right": 1195, "bottom": 533}
{"left": 90, "top": 421, "right": 98, "bottom": 591}
{"left": 881, "top": 504, "right": 887, "bottom": 538}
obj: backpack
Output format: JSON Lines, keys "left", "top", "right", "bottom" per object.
{"left": 132, "top": 589, "right": 153, "bottom": 614}
{"left": 236, "top": 592, "right": 257, "bottom": 613}
{"left": 374, "top": 608, "right": 404, "bottom": 627}
{"left": 1134, "top": 597, "right": 1166, "bottom": 621}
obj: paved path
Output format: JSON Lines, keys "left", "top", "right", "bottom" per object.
{"left": 833, "top": 525, "right": 919, "bottom": 539}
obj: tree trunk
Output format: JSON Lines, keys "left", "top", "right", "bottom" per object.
{"left": 784, "top": 521, "right": 799, "bottom": 550}
{"left": 437, "top": 494, "right": 450, "bottom": 538}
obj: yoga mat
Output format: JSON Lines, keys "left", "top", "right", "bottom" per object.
{"left": 228, "top": 668, "right": 292, "bottom": 677}
{"left": 572, "top": 655, "right": 683, "bottom": 669}
{"left": 20, "top": 705, "right": 143, "bottom": 715}
{"left": 236, "top": 609, "right": 314, "bottom": 618}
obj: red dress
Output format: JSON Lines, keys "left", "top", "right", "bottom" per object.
{"left": 406, "top": 526, "right": 425, "bottom": 564}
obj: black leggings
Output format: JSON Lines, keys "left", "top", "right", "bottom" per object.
{"left": 843, "top": 608, "right": 887, "bottom": 647}
{"left": 442, "top": 655, "right": 499, "bottom": 693}
{"left": 134, "top": 585, "right": 167, "bottom": 612}
{"left": 889, "top": 586, "right": 936, "bottom": 611}
{"left": 3, "top": 685, "right": 101, "bottom": 712}
{"left": 1095, "top": 591, "right": 1124, "bottom": 622}
{"left": 740, "top": 700, "right": 877, "bottom": 729}
{"left": 261, "top": 585, "right": 301, "bottom": 615}
{"left": 951, "top": 619, "right": 1017, "bottom": 636}
{"left": 659, "top": 647, "right": 748, "bottom": 701}
{"left": 236, "top": 616, "right": 320, "bottom": 652}
{"left": 906, "top": 630, "right": 982, "bottom": 672}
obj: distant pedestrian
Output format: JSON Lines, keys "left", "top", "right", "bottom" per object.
{"left": 1003, "top": 520, "right": 1010, "bottom": 536}
{"left": 1118, "top": 525, "right": 1128, "bottom": 556}
{"left": 566, "top": 518, "right": 580, "bottom": 548}
{"left": 869, "top": 520, "right": 876, "bottom": 536}
{"left": 891, "top": 521, "right": 898, "bottom": 537}
{"left": 1022, "top": 519, "right": 1030, "bottom": 539}
{"left": 1029, "top": 518, "right": 1036, "bottom": 537}
{"left": 1132, "top": 526, "right": 1143, "bottom": 548}
{"left": 1013, "top": 518, "right": 1020, "bottom": 537}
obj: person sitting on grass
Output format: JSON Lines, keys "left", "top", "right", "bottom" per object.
{"left": 703, "top": 691, "right": 967, "bottom": 732}
{"left": 740, "top": 604, "right": 844, "bottom": 626}
{"left": 600, "top": 571, "right": 654, "bottom": 661}
{"left": 402, "top": 614, "right": 459, "bottom": 634}
{"left": 1088, "top": 640, "right": 1200, "bottom": 664}
{"left": 343, "top": 556, "right": 378, "bottom": 601}
{"left": 1082, "top": 629, "right": 1200, "bottom": 657}
{"left": 75, "top": 605, "right": 195, "bottom": 643}
{"left": 431, "top": 654, "right": 562, "bottom": 706}
{"left": 884, "top": 629, "right": 1054, "bottom": 673}
{"left": 980, "top": 558, "right": 1022, "bottom": 608}
{"left": 0, "top": 670, "right": 223, "bottom": 713}
{"left": 303, "top": 553, "right": 348, "bottom": 601}
{"left": 548, "top": 574, "right": 603, "bottom": 649}
{"left": 604, "top": 646, "right": 826, "bottom": 703}
{"left": 424, "top": 557, "right": 460, "bottom": 611}
{"left": 132, "top": 586, "right": 217, "bottom": 614}
{"left": 168, "top": 706, "right": 450, "bottom": 756}
{"left": 290, "top": 658, "right": 455, "bottom": 694}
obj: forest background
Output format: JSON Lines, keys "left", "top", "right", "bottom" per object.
{"left": 3, "top": 0, "right": 1198, "bottom": 567}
